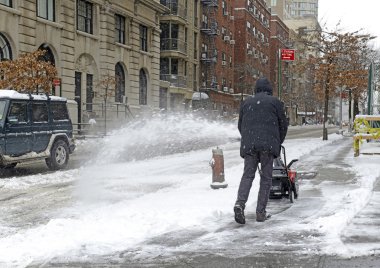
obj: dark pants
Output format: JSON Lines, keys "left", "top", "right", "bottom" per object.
{"left": 236, "top": 151, "right": 274, "bottom": 213}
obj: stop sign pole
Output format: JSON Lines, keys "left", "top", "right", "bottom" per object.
{"left": 278, "top": 49, "right": 295, "bottom": 100}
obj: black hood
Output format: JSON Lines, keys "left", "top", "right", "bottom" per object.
{"left": 254, "top": 77, "right": 273, "bottom": 95}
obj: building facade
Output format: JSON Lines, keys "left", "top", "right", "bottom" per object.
{"left": 0, "top": 0, "right": 167, "bottom": 126}
{"left": 198, "top": 0, "right": 238, "bottom": 116}
{"left": 233, "top": 0, "right": 271, "bottom": 98}
{"left": 159, "top": 0, "right": 200, "bottom": 111}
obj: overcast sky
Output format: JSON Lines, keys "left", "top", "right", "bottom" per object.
{"left": 318, "top": 0, "right": 380, "bottom": 48}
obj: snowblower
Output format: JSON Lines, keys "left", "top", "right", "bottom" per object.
{"left": 269, "top": 146, "right": 299, "bottom": 203}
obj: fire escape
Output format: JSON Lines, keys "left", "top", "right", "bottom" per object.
{"left": 200, "top": 0, "right": 218, "bottom": 92}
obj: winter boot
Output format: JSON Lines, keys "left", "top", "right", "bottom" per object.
{"left": 234, "top": 203, "right": 245, "bottom": 224}
{"left": 256, "top": 211, "right": 271, "bottom": 222}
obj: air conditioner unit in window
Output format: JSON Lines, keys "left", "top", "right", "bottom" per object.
{"left": 230, "top": 40, "right": 235, "bottom": 45}
{"left": 230, "top": 16, "right": 234, "bottom": 20}
{"left": 247, "top": 50, "right": 253, "bottom": 55}
{"left": 222, "top": 61, "right": 227, "bottom": 66}
{"left": 223, "top": 35, "right": 230, "bottom": 41}
{"left": 224, "top": 11, "right": 229, "bottom": 16}
{"left": 223, "top": 86, "right": 229, "bottom": 92}
{"left": 201, "top": 52, "right": 207, "bottom": 59}
{"left": 254, "top": 54, "right": 259, "bottom": 58}
{"left": 229, "top": 88, "right": 234, "bottom": 94}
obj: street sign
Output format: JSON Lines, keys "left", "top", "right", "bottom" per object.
{"left": 53, "top": 78, "right": 61, "bottom": 86}
{"left": 280, "top": 49, "right": 295, "bottom": 61}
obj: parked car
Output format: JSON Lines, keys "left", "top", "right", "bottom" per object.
{"left": 0, "top": 89, "right": 75, "bottom": 170}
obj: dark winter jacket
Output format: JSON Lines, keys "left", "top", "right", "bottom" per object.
{"left": 238, "top": 77, "right": 288, "bottom": 158}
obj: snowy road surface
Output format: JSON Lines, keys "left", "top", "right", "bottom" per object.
{"left": 0, "top": 116, "right": 379, "bottom": 267}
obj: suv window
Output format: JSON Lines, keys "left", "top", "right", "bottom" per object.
{"left": 31, "top": 103, "right": 49, "bottom": 122}
{"left": 8, "top": 102, "right": 28, "bottom": 123}
{"left": 0, "top": 100, "right": 6, "bottom": 121}
{"left": 51, "top": 102, "right": 69, "bottom": 121}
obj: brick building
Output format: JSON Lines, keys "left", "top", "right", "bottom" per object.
{"left": 269, "top": 14, "right": 291, "bottom": 98}
{"left": 233, "top": 0, "right": 271, "bottom": 99}
{"left": 199, "top": 0, "right": 238, "bottom": 116}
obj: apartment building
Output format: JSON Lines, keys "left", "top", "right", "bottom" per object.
{"left": 233, "top": 0, "right": 271, "bottom": 98}
{"left": 269, "top": 15, "right": 290, "bottom": 98}
{"left": 159, "top": 0, "right": 199, "bottom": 111}
{"left": 198, "top": 0, "right": 238, "bottom": 115}
{"left": 0, "top": 0, "right": 167, "bottom": 126}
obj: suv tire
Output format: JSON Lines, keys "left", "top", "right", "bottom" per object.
{"left": 46, "top": 140, "right": 69, "bottom": 170}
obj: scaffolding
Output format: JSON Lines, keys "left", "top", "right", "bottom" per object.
{"left": 200, "top": 0, "right": 218, "bottom": 91}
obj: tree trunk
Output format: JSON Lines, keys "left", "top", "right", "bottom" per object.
{"left": 353, "top": 98, "right": 359, "bottom": 118}
{"left": 323, "top": 64, "right": 331, "bottom": 141}
{"left": 348, "top": 89, "right": 352, "bottom": 129}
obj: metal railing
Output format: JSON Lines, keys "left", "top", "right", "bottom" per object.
{"left": 160, "top": 74, "right": 187, "bottom": 88}
{"left": 74, "top": 102, "right": 134, "bottom": 136}
{"left": 160, "top": 38, "right": 187, "bottom": 54}
{"left": 160, "top": 0, "right": 187, "bottom": 19}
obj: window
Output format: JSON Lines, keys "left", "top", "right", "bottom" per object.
{"left": 139, "top": 69, "right": 147, "bottom": 105}
{"left": 86, "top": 74, "right": 93, "bottom": 111}
{"left": 115, "top": 62, "right": 125, "bottom": 103}
{"left": 115, "top": 14, "right": 125, "bottom": 44}
{"left": 0, "top": 100, "right": 6, "bottom": 121}
{"left": 140, "top": 25, "right": 148, "bottom": 52}
{"left": 51, "top": 102, "right": 69, "bottom": 121}
{"left": 77, "top": 0, "right": 93, "bottom": 34}
{"left": 171, "top": 59, "right": 178, "bottom": 74}
{"left": 0, "top": 0, "right": 12, "bottom": 7}
{"left": 8, "top": 102, "right": 28, "bottom": 123}
{"left": 37, "top": 0, "right": 55, "bottom": 21}
{"left": 222, "top": 0, "right": 227, "bottom": 15}
{"left": 31, "top": 103, "right": 49, "bottom": 122}
{"left": 38, "top": 44, "right": 55, "bottom": 66}
{"left": 0, "top": 33, "right": 12, "bottom": 60}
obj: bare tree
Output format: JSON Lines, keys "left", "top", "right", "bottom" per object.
{"left": 96, "top": 72, "right": 116, "bottom": 135}
{"left": 303, "top": 28, "right": 375, "bottom": 139}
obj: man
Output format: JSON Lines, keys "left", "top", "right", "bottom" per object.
{"left": 234, "top": 77, "right": 288, "bottom": 224}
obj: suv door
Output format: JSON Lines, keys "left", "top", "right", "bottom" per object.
{"left": 4, "top": 101, "right": 32, "bottom": 156}
{"left": 30, "top": 102, "right": 51, "bottom": 153}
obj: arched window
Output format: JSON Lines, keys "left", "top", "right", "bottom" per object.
{"left": 115, "top": 62, "right": 125, "bottom": 103}
{"left": 139, "top": 69, "right": 147, "bottom": 105}
{"left": 0, "top": 33, "right": 12, "bottom": 60}
{"left": 38, "top": 44, "right": 55, "bottom": 66}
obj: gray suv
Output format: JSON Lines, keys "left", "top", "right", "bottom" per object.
{"left": 0, "top": 89, "right": 75, "bottom": 170}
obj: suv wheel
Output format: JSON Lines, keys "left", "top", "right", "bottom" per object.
{"left": 46, "top": 140, "right": 69, "bottom": 170}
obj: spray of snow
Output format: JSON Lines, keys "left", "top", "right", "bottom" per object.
{"left": 0, "top": 118, "right": 379, "bottom": 266}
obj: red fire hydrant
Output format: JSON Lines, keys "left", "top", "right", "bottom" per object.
{"left": 209, "top": 147, "right": 228, "bottom": 189}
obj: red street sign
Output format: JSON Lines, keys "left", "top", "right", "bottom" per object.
{"left": 53, "top": 78, "right": 60, "bottom": 86}
{"left": 280, "top": 49, "right": 295, "bottom": 61}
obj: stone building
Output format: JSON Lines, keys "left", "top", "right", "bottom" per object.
{"left": 0, "top": 0, "right": 167, "bottom": 126}
{"left": 159, "top": 0, "right": 199, "bottom": 111}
